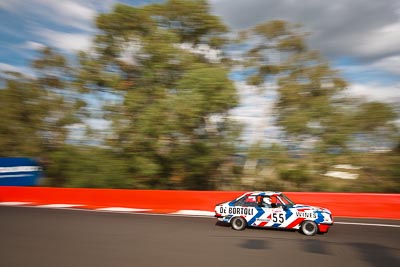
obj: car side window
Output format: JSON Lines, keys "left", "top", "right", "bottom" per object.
{"left": 270, "top": 196, "right": 285, "bottom": 208}
{"left": 235, "top": 196, "right": 258, "bottom": 207}
{"left": 234, "top": 197, "right": 246, "bottom": 206}
{"left": 242, "top": 196, "right": 258, "bottom": 207}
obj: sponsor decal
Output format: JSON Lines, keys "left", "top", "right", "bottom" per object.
{"left": 219, "top": 206, "right": 254, "bottom": 216}
{"left": 296, "top": 211, "right": 317, "bottom": 219}
{"left": 256, "top": 218, "right": 271, "bottom": 222}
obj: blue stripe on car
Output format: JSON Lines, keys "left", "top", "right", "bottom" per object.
{"left": 285, "top": 208, "right": 293, "bottom": 220}
{"left": 247, "top": 206, "right": 265, "bottom": 226}
{"left": 224, "top": 215, "right": 233, "bottom": 223}
{"left": 315, "top": 212, "right": 325, "bottom": 224}
{"left": 247, "top": 192, "right": 267, "bottom": 225}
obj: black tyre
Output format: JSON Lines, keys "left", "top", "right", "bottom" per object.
{"left": 231, "top": 217, "right": 247, "bottom": 231}
{"left": 301, "top": 221, "right": 318, "bottom": 236}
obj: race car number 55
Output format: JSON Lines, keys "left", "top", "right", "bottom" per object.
{"left": 272, "top": 213, "right": 285, "bottom": 223}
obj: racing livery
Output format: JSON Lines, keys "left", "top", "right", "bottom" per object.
{"left": 214, "top": 191, "right": 333, "bottom": 236}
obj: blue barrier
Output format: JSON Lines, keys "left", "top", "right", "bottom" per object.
{"left": 0, "top": 158, "right": 42, "bottom": 186}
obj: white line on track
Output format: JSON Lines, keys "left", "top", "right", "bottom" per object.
{"left": 37, "top": 204, "right": 83, "bottom": 208}
{"left": 96, "top": 207, "right": 151, "bottom": 212}
{"left": 0, "top": 202, "right": 32, "bottom": 206}
{"left": 334, "top": 221, "right": 400, "bottom": 228}
{"left": 121, "top": 212, "right": 400, "bottom": 228}
{"left": 170, "top": 210, "right": 215, "bottom": 216}
{"left": 2, "top": 204, "right": 399, "bottom": 228}
{"left": 109, "top": 211, "right": 400, "bottom": 228}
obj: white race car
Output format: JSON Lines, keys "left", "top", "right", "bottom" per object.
{"left": 215, "top": 191, "right": 333, "bottom": 236}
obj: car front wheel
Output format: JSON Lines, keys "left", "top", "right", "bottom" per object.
{"left": 301, "top": 220, "right": 318, "bottom": 236}
{"left": 231, "top": 217, "right": 247, "bottom": 231}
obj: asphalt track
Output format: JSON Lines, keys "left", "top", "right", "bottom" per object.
{"left": 0, "top": 206, "right": 399, "bottom": 267}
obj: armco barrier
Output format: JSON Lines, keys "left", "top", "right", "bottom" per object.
{"left": 0, "top": 186, "right": 399, "bottom": 219}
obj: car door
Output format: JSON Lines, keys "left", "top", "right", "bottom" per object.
{"left": 259, "top": 195, "right": 288, "bottom": 228}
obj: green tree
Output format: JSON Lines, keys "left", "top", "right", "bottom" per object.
{"left": 0, "top": 74, "right": 46, "bottom": 156}
{"left": 0, "top": 48, "right": 85, "bottom": 157}
{"left": 240, "top": 21, "right": 350, "bottom": 149}
{"left": 2, "top": 3, "right": 398, "bottom": 192}
{"left": 0, "top": 48, "right": 94, "bottom": 187}
{"left": 31, "top": 47, "right": 86, "bottom": 150}
{"left": 236, "top": 20, "right": 399, "bottom": 192}
{"left": 79, "top": 1, "right": 240, "bottom": 189}
{"left": 239, "top": 20, "right": 398, "bottom": 152}
{"left": 43, "top": 146, "right": 134, "bottom": 188}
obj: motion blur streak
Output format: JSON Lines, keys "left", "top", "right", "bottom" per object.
{"left": 334, "top": 222, "right": 400, "bottom": 228}
{"left": 1, "top": 1, "right": 399, "bottom": 192}
{"left": 1, "top": 186, "right": 399, "bottom": 219}
{"left": 0, "top": 206, "right": 399, "bottom": 267}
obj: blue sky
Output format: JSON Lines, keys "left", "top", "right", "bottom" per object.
{"left": 1, "top": 0, "right": 399, "bottom": 143}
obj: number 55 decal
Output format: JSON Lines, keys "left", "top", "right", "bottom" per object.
{"left": 272, "top": 213, "right": 285, "bottom": 223}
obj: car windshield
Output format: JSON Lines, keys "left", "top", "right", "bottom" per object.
{"left": 278, "top": 193, "right": 295, "bottom": 207}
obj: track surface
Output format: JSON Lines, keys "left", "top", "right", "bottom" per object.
{"left": 1, "top": 206, "right": 399, "bottom": 267}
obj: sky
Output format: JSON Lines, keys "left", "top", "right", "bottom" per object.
{"left": 0, "top": 0, "right": 399, "bottom": 143}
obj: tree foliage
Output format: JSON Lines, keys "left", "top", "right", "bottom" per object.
{"left": 239, "top": 20, "right": 397, "bottom": 152}
{"left": 0, "top": 48, "right": 85, "bottom": 156}
{"left": 235, "top": 20, "right": 399, "bottom": 191}
{"left": 0, "top": 2, "right": 398, "bottom": 192}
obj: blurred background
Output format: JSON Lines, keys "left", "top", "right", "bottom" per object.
{"left": 0, "top": 0, "right": 399, "bottom": 192}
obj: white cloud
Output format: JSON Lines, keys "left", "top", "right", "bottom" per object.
{"left": 229, "top": 81, "right": 280, "bottom": 143}
{"left": 40, "top": 0, "right": 97, "bottom": 31}
{"left": 0, "top": 0, "right": 98, "bottom": 31}
{"left": 210, "top": 0, "right": 400, "bottom": 74}
{"left": 371, "top": 55, "right": 400, "bottom": 75}
{"left": 0, "top": 0, "right": 19, "bottom": 10}
{"left": 51, "top": 1, "right": 95, "bottom": 18}
{"left": 34, "top": 28, "right": 92, "bottom": 52}
{"left": 20, "top": 41, "right": 46, "bottom": 50}
{"left": 345, "top": 82, "right": 400, "bottom": 103}
{"left": 213, "top": 1, "right": 400, "bottom": 108}
{"left": 0, "top": 62, "right": 35, "bottom": 78}
{"left": 0, "top": 62, "right": 23, "bottom": 72}
{"left": 357, "top": 21, "right": 400, "bottom": 59}
{"left": 178, "top": 43, "right": 222, "bottom": 63}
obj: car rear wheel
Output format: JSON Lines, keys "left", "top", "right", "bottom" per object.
{"left": 231, "top": 217, "right": 247, "bottom": 231}
{"left": 301, "top": 221, "right": 318, "bottom": 236}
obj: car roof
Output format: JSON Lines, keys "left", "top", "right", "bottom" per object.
{"left": 240, "top": 191, "right": 282, "bottom": 198}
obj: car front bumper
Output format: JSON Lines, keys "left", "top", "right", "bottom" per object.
{"left": 318, "top": 223, "right": 333, "bottom": 233}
